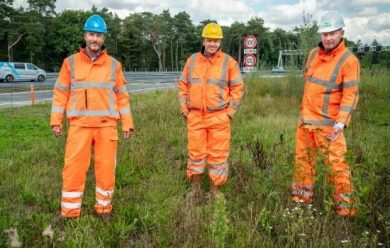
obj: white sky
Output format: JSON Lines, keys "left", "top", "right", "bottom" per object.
{"left": 13, "top": 0, "right": 390, "bottom": 45}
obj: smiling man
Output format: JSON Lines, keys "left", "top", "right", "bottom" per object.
{"left": 291, "top": 11, "right": 360, "bottom": 216}
{"left": 50, "top": 14, "right": 134, "bottom": 219}
{"left": 179, "top": 23, "right": 244, "bottom": 199}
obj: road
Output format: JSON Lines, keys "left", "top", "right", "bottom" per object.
{"left": 0, "top": 70, "right": 301, "bottom": 108}
{"left": 0, "top": 72, "right": 180, "bottom": 108}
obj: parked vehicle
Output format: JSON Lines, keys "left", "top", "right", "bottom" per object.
{"left": 0, "top": 62, "right": 46, "bottom": 82}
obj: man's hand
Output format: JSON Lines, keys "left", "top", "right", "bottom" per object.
{"left": 123, "top": 129, "right": 134, "bottom": 140}
{"left": 52, "top": 125, "right": 62, "bottom": 137}
{"left": 327, "top": 123, "right": 344, "bottom": 141}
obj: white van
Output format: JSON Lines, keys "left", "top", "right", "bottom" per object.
{"left": 0, "top": 62, "right": 46, "bottom": 82}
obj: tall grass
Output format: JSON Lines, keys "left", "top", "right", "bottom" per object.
{"left": 0, "top": 69, "right": 388, "bottom": 247}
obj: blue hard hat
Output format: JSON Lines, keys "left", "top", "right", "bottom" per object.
{"left": 83, "top": 14, "right": 107, "bottom": 33}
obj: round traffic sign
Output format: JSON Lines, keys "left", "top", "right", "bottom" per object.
{"left": 243, "top": 54, "right": 257, "bottom": 67}
{"left": 243, "top": 35, "right": 257, "bottom": 49}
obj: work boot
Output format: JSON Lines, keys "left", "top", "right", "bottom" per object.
{"left": 210, "top": 185, "right": 220, "bottom": 198}
{"left": 187, "top": 174, "right": 202, "bottom": 202}
{"left": 95, "top": 212, "right": 113, "bottom": 222}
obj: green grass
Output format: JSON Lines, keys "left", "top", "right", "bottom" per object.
{"left": 0, "top": 69, "right": 389, "bottom": 247}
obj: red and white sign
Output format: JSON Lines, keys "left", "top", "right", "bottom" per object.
{"left": 243, "top": 35, "right": 257, "bottom": 49}
{"left": 243, "top": 54, "right": 257, "bottom": 67}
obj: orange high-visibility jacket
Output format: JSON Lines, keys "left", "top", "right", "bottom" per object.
{"left": 301, "top": 40, "right": 360, "bottom": 127}
{"left": 50, "top": 48, "right": 134, "bottom": 131}
{"left": 179, "top": 50, "right": 244, "bottom": 117}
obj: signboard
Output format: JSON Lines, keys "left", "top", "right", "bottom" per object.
{"left": 243, "top": 35, "right": 257, "bottom": 49}
{"left": 244, "top": 49, "right": 257, "bottom": 54}
{"left": 243, "top": 54, "right": 257, "bottom": 67}
{"left": 243, "top": 67, "right": 256, "bottom": 73}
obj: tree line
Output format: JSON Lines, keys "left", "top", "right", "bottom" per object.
{"left": 1, "top": 0, "right": 388, "bottom": 72}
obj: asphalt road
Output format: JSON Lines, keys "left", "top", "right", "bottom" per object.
{"left": 0, "top": 71, "right": 300, "bottom": 108}
{"left": 0, "top": 72, "right": 180, "bottom": 108}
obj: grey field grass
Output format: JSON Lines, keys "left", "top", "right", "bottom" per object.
{"left": 0, "top": 69, "right": 389, "bottom": 247}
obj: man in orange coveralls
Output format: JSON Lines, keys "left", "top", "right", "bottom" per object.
{"left": 291, "top": 11, "right": 360, "bottom": 216}
{"left": 179, "top": 23, "right": 244, "bottom": 198}
{"left": 50, "top": 14, "right": 134, "bottom": 218}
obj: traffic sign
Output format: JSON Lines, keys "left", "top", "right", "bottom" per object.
{"left": 244, "top": 49, "right": 257, "bottom": 54}
{"left": 243, "top": 67, "right": 256, "bottom": 73}
{"left": 243, "top": 35, "right": 257, "bottom": 49}
{"left": 243, "top": 54, "right": 256, "bottom": 67}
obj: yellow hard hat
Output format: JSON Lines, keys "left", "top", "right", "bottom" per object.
{"left": 201, "top": 23, "right": 223, "bottom": 39}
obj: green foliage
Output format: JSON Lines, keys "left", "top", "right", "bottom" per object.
{"left": 0, "top": 69, "right": 389, "bottom": 247}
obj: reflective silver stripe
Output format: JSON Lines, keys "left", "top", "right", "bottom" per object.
{"left": 187, "top": 166, "right": 205, "bottom": 173}
{"left": 229, "top": 100, "right": 240, "bottom": 110}
{"left": 209, "top": 169, "right": 229, "bottom": 176}
{"left": 338, "top": 193, "right": 352, "bottom": 201}
{"left": 209, "top": 162, "right": 229, "bottom": 169}
{"left": 51, "top": 106, "right": 64, "bottom": 113}
{"left": 207, "top": 103, "right": 229, "bottom": 112}
{"left": 207, "top": 78, "right": 227, "bottom": 88}
{"left": 308, "top": 76, "right": 341, "bottom": 90}
{"left": 340, "top": 105, "right": 353, "bottom": 113}
{"left": 71, "top": 82, "right": 115, "bottom": 90}
{"left": 61, "top": 202, "right": 81, "bottom": 209}
{"left": 322, "top": 51, "right": 352, "bottom": 116}
{"left": 343, "top": 80, "right": 358, "bottom": 88}
{"left": 221, "top": 54, "right": 230, "bottom": 82}
{"left": 291, "top": 182, "right": 315, "bottom": 190}
{"left": 301, "top": 117, "right": 335, "bottom": 126}
{"left": 189, "top": 78, "right": 201, "bottom": 84}
{"left": 55, "top": 81, "right": 70, "bottom": 91}
{"left": 292, "top": 189, "right": 313, "bottom": 198}
{"left": 188, "top": 54, "right": 197, "bottom": 82}
{"left": 69, "top": 55, "right": 75, "bottom": 82}
{"left": 96, "top": 187, "right": 114, "bottom": 196}
{"left": 67, "top": 110, "right": 119, "bottom": 117}
{"left": 229, "top": 76, "right": 243, "bottom": 86}
{"left": 62, "top": 191, "right": 83, "bottom": 198}
{"left": 115, "top": 85, "right": 127, "bottom": 93}
{"left": 179, "top": 98, "right": 186, "bottom": 104}
{"left": 96, "top": 198, "right": 111, "bottom": 206}
{"left": 188, "top": 158, "right": 206, "bottom": 165}
{"left": 305, "top": 48, "right": 319, "bottom": 72}
{"left": 111, "top": 58, "right": 118, "bottom": 82}
{"left": 179, "top": 74, "right": 188, "bottom": 81}
{"left": 119, "top": 107, "right": 131, "bottom": 114}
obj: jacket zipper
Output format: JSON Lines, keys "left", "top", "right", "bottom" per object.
{"left": 85, "top": 89, "right": 88, "bottom": 109}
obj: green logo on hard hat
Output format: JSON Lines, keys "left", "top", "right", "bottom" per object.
{"left": 323, "top": 21, "right": 331, "bottom": 27}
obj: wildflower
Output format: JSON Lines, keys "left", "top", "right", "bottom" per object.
{"left": 298, "top": 233, "right": 306, "bottom": 237}
{"left": 341, "top": 239, "right": 350, "bottom": 244}
{"left": 376, "top": 230, "right": 381, "bottom": 233}
{"left": 310, "top": 216, "right": 314, "bottom": 219}
{"left": 378, "top": 242, "right": 383, "bottom": 246}
{"left": 42, "top": 224, "right": 54, "bottom": 240}
{"left": 364, "top": 231, "right": 369, "bottom": 235}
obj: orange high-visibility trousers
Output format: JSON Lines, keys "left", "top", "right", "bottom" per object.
{"left": 61, "top": 125, "right": 118, "bottom": 217}
{"left": 186, "top": 110, "right": 231, "bottom": 186}
{"left": 292, "top": 123, "right": 356, "bottom": 216}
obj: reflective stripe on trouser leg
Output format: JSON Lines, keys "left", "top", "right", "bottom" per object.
{"left": 292, "top": 124, "right": 317, "bottom": 203}
{"left": 93, "top": 126, "right": 118, "bottom": 214}
{"left": 207, "top": 112, "right": 231, "bottom": 186}
{"left": 187, "top": 111, "right": 207, "bottom": 180}
{"left": 61, "top": 126, "right": 93, "bottom": 217}
{"left": 326, "top": 132, "right": 356, "bottom": 215}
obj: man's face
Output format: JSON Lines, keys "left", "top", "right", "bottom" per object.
{"left": 84, "top": 31, "right": 105, "bottom": 52}
{"left": 203, "top": 38, "right": 221, "bottom": 56}
{"left": 321, "top": 29, "right": 344, "bottom": 52}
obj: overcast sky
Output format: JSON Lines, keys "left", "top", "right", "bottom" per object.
{"left": 14, "top": 0, "right": 390, "bottom": 45}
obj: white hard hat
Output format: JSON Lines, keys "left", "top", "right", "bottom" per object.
{"left": 318, "top": 11, "right": 345, "bottom": 33}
